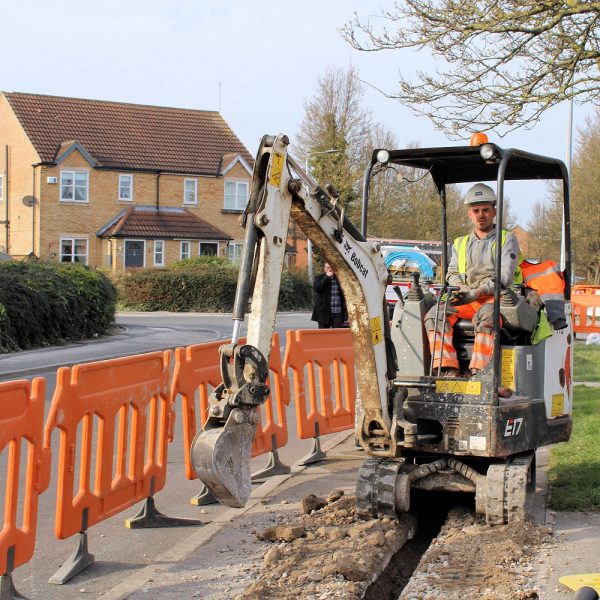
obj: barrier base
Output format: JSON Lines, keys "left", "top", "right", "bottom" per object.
{"left": 125, "top": 495, "right": 202, "bottom": 528}
{"left": 190, "top": 484, "right": 217, "bottom": 506}
{"left": 49, "top": 532, "right": 95, "bottom": 585}
{"left": 252, "top": 449, "right": 291, "bottom": 481}
{"left": 297, "top": 435, "right": 326, "bottom": 466}
{"left": 0, "top": 574, "right": 27, "bottom": 600}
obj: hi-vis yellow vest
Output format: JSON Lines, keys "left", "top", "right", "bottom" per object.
{"left": 454, "top": 230, "right": 523, "bottom": 286}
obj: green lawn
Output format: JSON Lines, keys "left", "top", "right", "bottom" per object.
{"left": 548, "top": 386, "right": 600, "bottom": 510}
{"left": 573, "top": 343, "right": 600, "bottom": 382}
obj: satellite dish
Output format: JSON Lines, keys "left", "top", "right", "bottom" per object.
{"left": 22, "top": 196, "right": 37, "bottom": 207}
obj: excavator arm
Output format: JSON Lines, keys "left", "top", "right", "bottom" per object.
{"left": 190, "top": 134, "right": 397, "bottom": 507}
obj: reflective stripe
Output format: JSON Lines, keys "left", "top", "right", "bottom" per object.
{"left": 523, "top": 266, "right": 560, "bottom": 284}
{"left": 455, "top": 230, "right": 523, "bottom": 286}
{"left": 540, "top": 293, "right": 565, "bottom": 301}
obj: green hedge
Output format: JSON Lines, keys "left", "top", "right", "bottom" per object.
{"left": 0, "top": 261, "right": 117, "bottom": 353}
{"left": 118, "top": 262, "right": 312, "bottom": 312}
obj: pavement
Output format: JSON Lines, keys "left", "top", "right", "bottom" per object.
{"left": 90, "top": 430, "right": 600, "bottom": 600}
{"left": 2, "top": 317, "right": 599, "bottom": 599}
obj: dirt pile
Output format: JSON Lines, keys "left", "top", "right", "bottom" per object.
{"left": 237, "top": 491, "right": 415, "bottom": 600}
{"left": 399, "top": 507, "right": 551, "bottom": 599}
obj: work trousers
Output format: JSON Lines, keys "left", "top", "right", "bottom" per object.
{"left": 426, "top": 296, "right": 496, "bottom": 371}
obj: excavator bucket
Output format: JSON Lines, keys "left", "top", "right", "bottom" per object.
{"left": 190, "top": 407, "right": 257, "bottom": 508}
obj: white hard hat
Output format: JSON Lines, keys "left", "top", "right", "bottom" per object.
{"left": 464, "top": 183, "right": 496, "bottom": 205}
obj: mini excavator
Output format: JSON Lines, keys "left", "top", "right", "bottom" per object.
{"left": 190, "top": 133, "right": 573, "bottom": 524}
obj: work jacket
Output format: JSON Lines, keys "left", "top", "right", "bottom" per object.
{"left": 520, "top": 260, "right": 567, "bottom": 327}
{"left": 449, "top": 229, "right": 522, "bottom": 294}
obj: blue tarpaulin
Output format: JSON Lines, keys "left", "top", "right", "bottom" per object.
{"left": 383, "top": 246, "right": 436, "bottom": 279}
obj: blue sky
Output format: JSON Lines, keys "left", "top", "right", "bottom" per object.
{"left": 3, "top": 0, "right": 593, "bottom": 224}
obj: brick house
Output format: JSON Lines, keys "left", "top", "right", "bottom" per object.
{"left": 0, "top": 92, "right": 256, "bottom": 273}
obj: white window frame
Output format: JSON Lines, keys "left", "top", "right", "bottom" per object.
{"left": 199, "top": 241, "right": 219, "bottom": 256}
{"left": 123, "top": 239, "right": 146, "bottom": 268}
{"left": 226, "top": 242, "right": 243, "bottom": 261}
{"left": 224, "top": 179, "right": 249, "bottom": 211}
{"left": 60, "top": 237, "right": 88, "bottom": 264}
{"left": 183, "top": 178, "right": 198, "bottom": 205}
{"left": 60, "top": 170, "right": 89, "bottom": 202}
{"left": 180, "top": 240, "right": 192, "bottom": 260}
{"left": 153, "top": 240, "right": 165, "bottom": 267}
{"left": 118, "top": 174, "right": 133, "bottom": 201}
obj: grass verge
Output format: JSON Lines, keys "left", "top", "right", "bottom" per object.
{"left": 548, "top": 385, "right": 600, "bottom": 510}
{"left": 573, "top": 343, "right": 600, "bottom": 382}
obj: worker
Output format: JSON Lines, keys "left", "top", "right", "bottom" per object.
{"left": 425, "top": 183, "right": 521, "bottom": 391}
{"left": 311, "top": 262, "right": 348, "bottom": 328}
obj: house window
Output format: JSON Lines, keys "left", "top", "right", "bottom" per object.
{"left": 227, "top": 242, "right": 243, "bottom": 261}
{"left": 60, "top": 170, "right": 89, "bottom": 202}
{"left": 60, "top": 238, "right": 88, "bottom": 263}
{"left": 180, "top": 240, "right": 191, "bottom": 260}
{"left": 119, "top": 174, "right": 133, "bottom": 201}
{"left": 199, "top": 242, "right": 218, "bottom": 256}
{"left": 153, "top": 240, "right": 165, "bottom": 266}
{"left": 124, "top": 240, "right": 145, "bottom": 268}
{"left": 224, "top": 180, "right": 248, "bottom": 211}
{"left": 184, "top": 179, "right": 197, "bottom": 205}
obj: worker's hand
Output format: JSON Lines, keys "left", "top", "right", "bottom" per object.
{"left": 525, "top": 290, "right": 543, "bottom": 311}
{"left": 451, "top": 287, "right": 482, "bottom": 306}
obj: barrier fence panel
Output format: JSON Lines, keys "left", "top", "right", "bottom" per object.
{"left": 572, "top": 295, "right": 600, "bottom": 335}
{"left": 283, "top": 329, "right": 356, "bottom": 449}
{"left": 43, "top": 350, "right": 197, "bottom": 584}
{"left": 0, "top": 378, "right": 51, "bottom": 597}
{"left": 171, "top": 334, "right": 288, "bottom": 486}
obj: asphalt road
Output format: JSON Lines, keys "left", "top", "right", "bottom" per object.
{"left": 1, "top": 311, "right": 331, "bottom": 599}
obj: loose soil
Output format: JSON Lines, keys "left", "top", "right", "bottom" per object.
{"left": 238, "top": 495, "right": 552, "bottom": 600}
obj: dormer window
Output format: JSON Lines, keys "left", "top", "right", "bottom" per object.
{"left": 224, "top": 180, "right": 248, "bottom": 211}
{"left": 119, "top": 174, "right": 133, "bottom": 201}
{"left": 60, "top": 170, "right": 89, "bottom": 202}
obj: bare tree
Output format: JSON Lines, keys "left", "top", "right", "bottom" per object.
{"left": 295, "top": 65, "right": 372, "bottom": 213}
{"left": 342, "top": 1, "right": 600, "bottom": 137}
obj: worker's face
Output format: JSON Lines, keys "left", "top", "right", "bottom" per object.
{"left": 468, "top": 203, "right": 496, "bottom": 233}
{"left": 324, "top": 263, "right": 334, "bottom": 277}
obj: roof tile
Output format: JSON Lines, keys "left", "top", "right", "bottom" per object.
{"left": 97, "top": 206, "right": 232, "bottom": 240}
{"left": 5, "top": 92, "right": 253, "bottom": 175}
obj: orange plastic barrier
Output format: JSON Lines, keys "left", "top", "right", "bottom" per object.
{"left": 0, "top": 378, "right": 51, "bottom": 575}
{"left": 572, "top": 295, "right": 600, "bottom": 334}
{"left": 171, "top": 334, "right": 289, "bottom": 480}
{"left": 283, "top": 328, "right": 355, "bottom": 440}
{"left": 43, "top": 351, "right": 172, "bottom": 539}
{"left": 572, "top": 284, "right": 600, "bottom": 295}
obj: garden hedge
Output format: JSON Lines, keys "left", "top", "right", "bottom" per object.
{"left": 118, "top": 260, "right": 312, "bottom": 313}
{"left": 0, "top": 260, "right": 117, "bottom": 353}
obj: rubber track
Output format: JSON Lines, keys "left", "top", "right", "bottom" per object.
{"left": 486, "top": 452, "right": 534, "bottom": 525}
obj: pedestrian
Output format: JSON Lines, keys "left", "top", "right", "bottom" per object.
{"left": 311, "top": 262, "right": 347, "bottom": 328}
{"left": 425, "top": 183, "right": 522, "bottom": 396}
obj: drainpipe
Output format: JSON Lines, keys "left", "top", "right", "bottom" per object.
{"left": 4, "top": 145, "right": 8, "bottom": 252}
{"left": 31, "top": 164, "right": 37, "bottom": 255}
{"left": 156, "top": 171, "right": 161, "bottom": 209}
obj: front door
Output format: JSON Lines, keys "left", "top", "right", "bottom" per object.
{"left": 124, "top": 240, "right": 145, "bottom": 268}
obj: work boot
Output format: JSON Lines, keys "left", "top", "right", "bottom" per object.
{"left": 441, "top": 367, "right": 460, "bottom": 378}
{"left": 498, "top": 387, "right": 513, "bottom": 398}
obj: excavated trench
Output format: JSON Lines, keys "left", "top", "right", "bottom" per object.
{"left": 238, "top": 487, "right": 550, "bottom": 600}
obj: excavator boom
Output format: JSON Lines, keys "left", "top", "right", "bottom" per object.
{"left": 190, "top": 134, "right": 395, "bottom": 507}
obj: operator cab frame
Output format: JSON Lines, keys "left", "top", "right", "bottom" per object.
{"left": 360, "top": 138, "right": 572, "bottom": 395}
